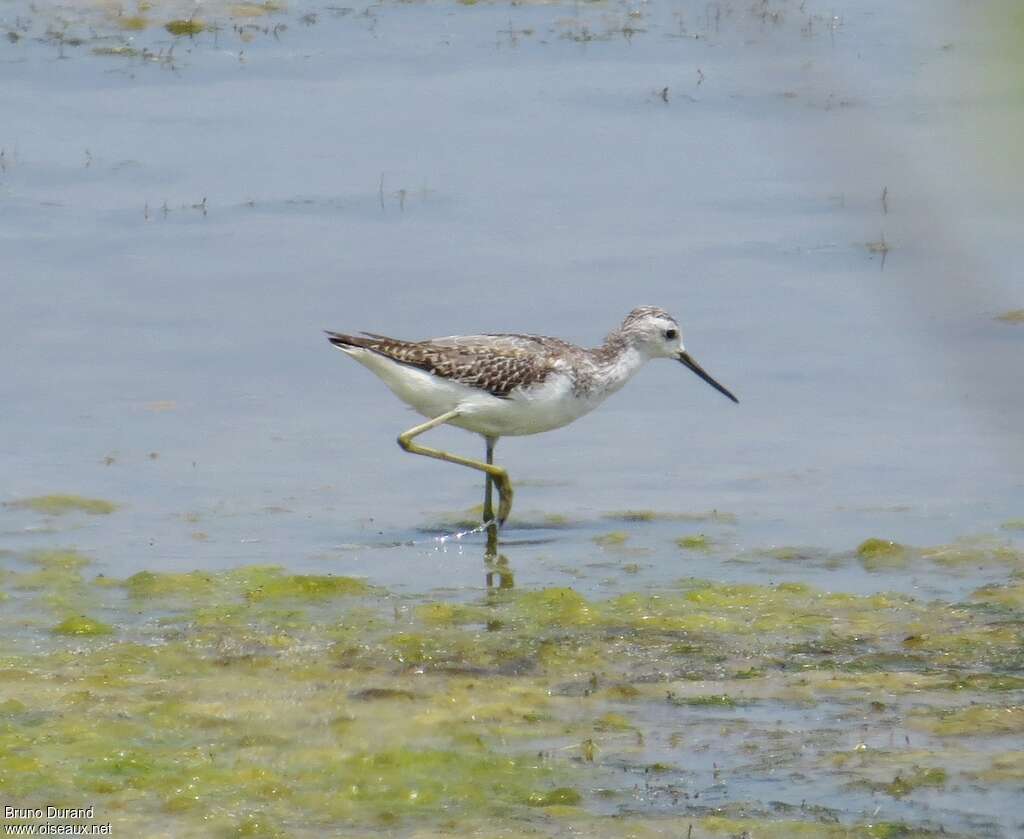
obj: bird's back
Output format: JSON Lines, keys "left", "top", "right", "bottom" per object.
{"left": 326, "top": 331, "right": 580, "bottom": 399}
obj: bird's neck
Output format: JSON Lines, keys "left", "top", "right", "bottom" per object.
{"left": 588, "top": 335, "right": 647, "bottom": 397}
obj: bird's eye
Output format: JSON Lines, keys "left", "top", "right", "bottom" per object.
{"left": 664, "top": 329, "right": 678, "bottom": 340}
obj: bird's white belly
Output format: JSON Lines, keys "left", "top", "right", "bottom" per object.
{"left": 346, "top": 348, "right": 598, "bottom": 437}
{"left": 454, "top": 375, "right": 598, "bottom": 437}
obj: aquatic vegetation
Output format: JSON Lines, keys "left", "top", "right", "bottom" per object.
{"left": 696, "top": 818, "right": 938, "bottom": 838}
{"left": 0, "top": 557, "right": 1020, "bottom": 835}
{"left": 92, "top": 45, "right": 139, "bottom": 56}
{"left": 976, "top": 751, "right": 1024, "bottom": 782}
{"left": 762, "top": 545, "right": 824, "bottom": 561}
{"left": 243, "top": 571, "right": 368, "bottom": 601}
{"left": 971, "top": 580, "right": 1024, "bottom": 608}
{"left": 525, "top": 787, "right": 581, "bottom": 806}
{"left": 604, "top": 509, "right": 736, "bottom": 524}
{"left": 675, "top": 533, "right": 711, "bottom": 550}
{"left": 593, "top": 531, "right": 628, "bottom": 547}
{"left": 52, "top": 615, "right": 113, "bottom": 636}
{"left": 230, "top": 1, "right": 285, "bottom": 16}
{"left": 123, "top": 569, "right": 217, "bottom": 598}
{"left": 117, "top": 15, "right": 149, "bottom": 30}
{"left": 880, "top": 767, "right": 948, "bottom": 797}
{"left": 911, "top": 705, "right": 1024, "bottom": 737}
{"left": 592, "top": 711, "right": 633, "bottom": 731}
{"left": 995, "top": 308, "right": 1024, "bottom": 323}
{"left": 165, "top": 19, "right": 206, "bottom": 36}
{"left": 515, "top": 586, "right": 595, "bottom": 628}
{"left": 667, "top": 692, "right": 739, "bottom": 707}
{"left": 920, "top": 537, "right": 1023, "bottom": 568}
{"left": 414, "top": 601, "right": 489, "bottom": 626}
{"left": 605, "top": 509, "right": 662, "bottom": 522}
{"left": 943, "top": 673, "right": 1024, "bottom": 692}
{"left": 7, "top": 494, "right": 117, "bottom": 515}
{"left": 856, "top": 538, "right": 908, "bottom": 569}
{"left": 9, "top": 550, "right": 94, "bottom": 617}
{"left": 857, "top": 538, "right": 904, "bottom": 556}
{"left": 25, "top": 548, "right": 91, "bottom": 574}
{"left": 120, "top": 565, "right": 368, "bottom": 603}
{"left": 768, "top": 537, "right": 1021, "bottom": 573}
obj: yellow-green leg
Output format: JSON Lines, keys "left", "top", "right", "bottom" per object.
{"left": 397, "top": 411, "right": 514, "bottom": 527}
{"left": 483, "top": 436, "right": 497, "bottom": 521}
{"left": 483, "top": 436, "right": 499, "bottom": 553}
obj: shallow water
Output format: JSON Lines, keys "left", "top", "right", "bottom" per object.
{"left": 2, "top": 0, "right": 1023, "bottom": 835}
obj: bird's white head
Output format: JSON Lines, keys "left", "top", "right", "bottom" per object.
{"left": 619, "top": 306, "right": 685, "bottom": 359}
{"left": 618, "top": 306, "right": 739, "bottom": 404}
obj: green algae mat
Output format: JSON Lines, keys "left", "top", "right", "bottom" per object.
{"left": 2, "top": 545, "right": 1023, "bottom": 837}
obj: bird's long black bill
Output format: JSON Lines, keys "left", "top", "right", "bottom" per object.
{"left": 678, "top": 351, "right": 738, "bottom": 404}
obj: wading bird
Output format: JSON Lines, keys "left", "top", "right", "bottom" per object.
{"left": 326, "top": 306, "right": 737, "bottom": 535}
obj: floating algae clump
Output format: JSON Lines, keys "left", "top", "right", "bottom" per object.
{"left": 605, "top": 510, "right": 662, "bottom": 522}
{"left": 230, "top": 1, "right": 284, "bottom": 16}
{"left": 27, "top": 549, "right": 90, "bottom": 572}
{"left": 911, "top": 705, "right": 1024, "bottom": 737}
{"left": 123, "top": 570, "right": 217, "bottom": 598}
{"left": 526, "top": 787, "right": 581, "bottom": 807}
{"left": 414, "top": 602, "right": 488, "bottom": 626}
{"left": 92, "top": 45, "right": 139, "bottom": 56}
{"left": 8, "top": 495, "right": 117, "bottom": 515}
{"left": 605, "top": 509, "right": 737, "bottom": 524}
{"left": 971, "top": 580, "right": 1024, "bottom": 609}
{"left": 120, "top": 566, "right": 368, "bottom": 603}
{"left": 977, "top": 752, "right": 1024, "bottom": 783}
{"left": 857, "top": 538, "right": 905, "bottom": 558}
{"left": 117, "top": 15, "right": 149, "bottom": 30}
{"left": 12, "top": 550, "right": 91, "bottom": 596}
{"left": 668, "top": 693, "right": 739, "bottom": 708}
{"left": 335, "top": 748, "right": 560, "bottom": 813}
{"left": 244, "top": 572, "right": 368, "bottom": 601}
{"left": 676, "top": 534, "right": 711, "bottom": 551}
{"left": 514, "top": 587, "right": 593, "bottom": 626}
{"left": 53, "top": 615, "right": 113, "bottom": 636}
{"left": 881, "top": 767, "right": 948, "bottom": 797}
{"left": 920, "top": 538, "right": 1023, "bottom": 568}
{"left": 856, "top": 538, "right": 908, "bottom": 569}
{"left": 995, "top": 309, "right": 1024, "bottom": 323}
{"left": 943, "top": 674, "right": 1024, "bottom": 692}
{"left": 593, "top": 531, "right": 628, "bottom": 547}
{"left": 165, "top": 19, "right": 205, "bottom": 35}
{"left": 593, "top": 712, "right": 633, "bottom": 731}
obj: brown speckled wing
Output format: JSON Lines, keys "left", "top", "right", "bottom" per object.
{"left": 326, "top": 331, "right": 561, "bottom": 398}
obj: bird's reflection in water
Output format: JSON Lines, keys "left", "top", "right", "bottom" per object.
{"left": 485, "top": 552, "right": 513, "bottom": 590}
